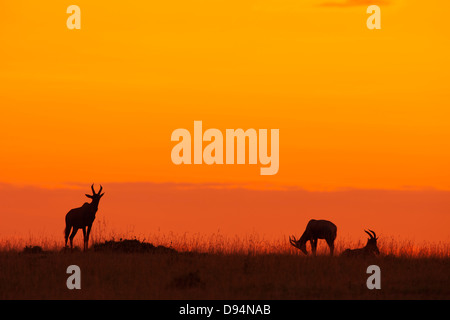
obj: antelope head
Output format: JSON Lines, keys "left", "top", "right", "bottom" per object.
{"left": 289, "top": 235, "right": 308, "bottom": 255}
{"left": 85, "top": 184, "right": 105, "bottom": 202}
{"left": 364, "top": 229, "right": 380, "bottom": 255}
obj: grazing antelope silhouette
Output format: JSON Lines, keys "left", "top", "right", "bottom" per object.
{"left": 341, "top": 229, "right": 380, "bottom": 257}
{"left": 64, "top": 184, "right": 104, "bottom": 251}
{"left": 289, "top": 219, "right": 337, "bottom": 256}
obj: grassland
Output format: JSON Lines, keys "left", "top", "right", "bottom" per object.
{"left": 0, "top": 235, "right": 449, "bottom": 300}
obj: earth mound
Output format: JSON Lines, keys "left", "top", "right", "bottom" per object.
{"left": 92, "top": 239, "right": 177, "bottom": 254}
{"left": 22, "top": 245, "right": 45, "bottom": 254}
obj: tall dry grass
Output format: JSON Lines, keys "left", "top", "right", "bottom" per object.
{"left": 1, "top": 216, "right": 449, "bottom": 256}
{"left": 1, "top": 228, "right": 449, "bottom": 258}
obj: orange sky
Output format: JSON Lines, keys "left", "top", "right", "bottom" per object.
{"left": 0, "top": 1, "right": 449, "bottom": 243}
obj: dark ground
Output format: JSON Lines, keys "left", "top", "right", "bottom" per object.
{"left": 1, "top": 240, "right": 449, "bottom": 299}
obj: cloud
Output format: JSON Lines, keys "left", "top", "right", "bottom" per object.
{"left": 1, "top": 182, "right": 450, "bottom": 244}
{"left": 319, "top": 0, "right": 390, "bottom": 7}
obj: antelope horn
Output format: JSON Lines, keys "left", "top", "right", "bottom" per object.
{"left": 91, "top": 184, "right": 96, "bottom": 195}
{"left": 368, "top": 229, "right": 377, "bottom": 239}
{"left": 98, "top": 185, "right": 103, "bottom": 194}
{"left": 364, "top": 229, "right": 374, "bottom": 239}
{"left": 289, "top": 236, "right": 297, "bottom": 247}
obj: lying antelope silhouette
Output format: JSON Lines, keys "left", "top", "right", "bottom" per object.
{"left": 341, "top": 229, "right": 380, "bottom": 257}
{"left": 289, "top": 219, "right": 337, "bottom": 256}
{"left": 64, "top": 184, "right": 104, "bottom": 251}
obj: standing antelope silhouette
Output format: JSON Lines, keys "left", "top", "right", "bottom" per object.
{"left": 289, "top": 219, "right": 337, "bottom": 256}
{"left": 64, "top": 184, "right": 105, "bottom": 251}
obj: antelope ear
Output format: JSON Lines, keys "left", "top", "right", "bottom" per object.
{"left": 99, "top": 192, "right": 105, "bottom": 198}
{"left": 85, "top": 194, "right": 93, "bottom": 199}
